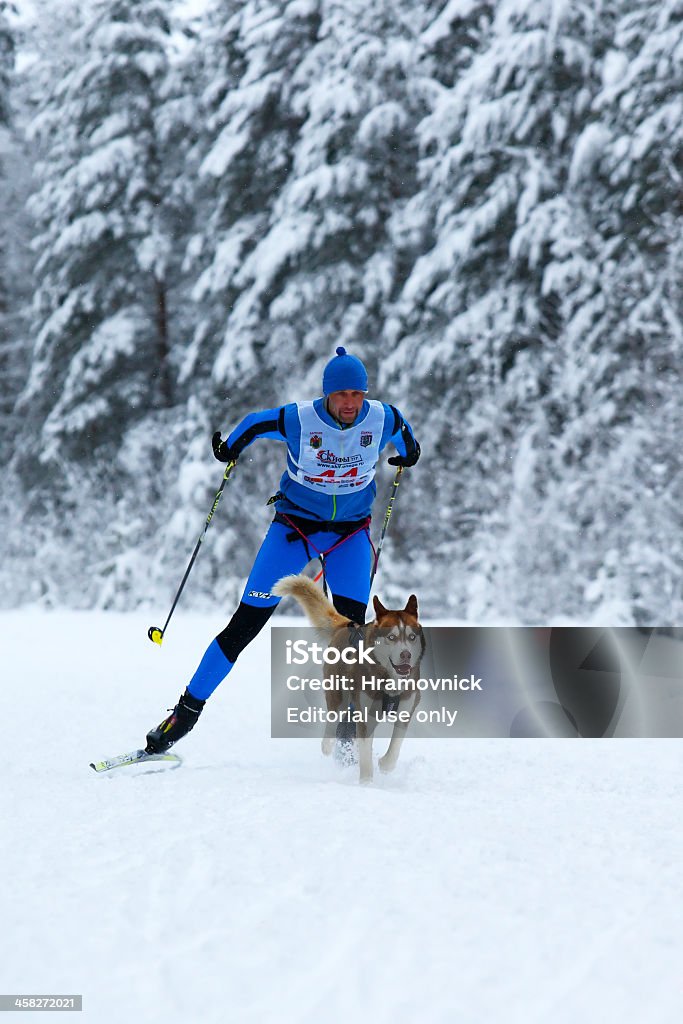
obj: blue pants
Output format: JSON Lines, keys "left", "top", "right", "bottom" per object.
{"left": 187, "top": 520, "right": 372, "bottom": 700}
{"left": 241, "top": 520, "right": 372, "bottom": 607}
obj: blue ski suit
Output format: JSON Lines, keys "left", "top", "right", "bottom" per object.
{"left": 186, "top": 398, "right": 419, "bottom": 700}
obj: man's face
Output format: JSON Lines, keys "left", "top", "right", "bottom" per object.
{"left": 327, "top": 390, "right": 365, "bottom": 424}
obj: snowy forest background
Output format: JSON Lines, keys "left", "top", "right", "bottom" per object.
{"left": 0, "top": 0, "right": 681, "bottom": 625}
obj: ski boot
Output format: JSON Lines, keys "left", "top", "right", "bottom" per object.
{"left": 145, "top": 689, "right": 205, "bottom": 754}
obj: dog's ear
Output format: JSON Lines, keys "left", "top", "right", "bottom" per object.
{"left": 404, "top": 594, "right": 418, "bottom": 617}
{"left": 373, "top": 595, "right": 388, "bottom": 618}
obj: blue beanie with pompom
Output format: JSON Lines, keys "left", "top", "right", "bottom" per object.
{"left": 322, "top": 346, "right": 368, "bottom": 395}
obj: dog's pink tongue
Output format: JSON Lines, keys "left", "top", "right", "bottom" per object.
{"left": 396, "top": 663, "right": 412, "bottom": 675}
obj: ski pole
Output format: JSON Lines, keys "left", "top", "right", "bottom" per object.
{"left": 370, "top": 465, "right": 404, "bottom": 584}
{"left": 148, "top": 460, "right": 237, "bottom": 645}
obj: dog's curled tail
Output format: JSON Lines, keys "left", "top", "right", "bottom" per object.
{"left": 272, "top": 575, "right": 350, "bottom": 628}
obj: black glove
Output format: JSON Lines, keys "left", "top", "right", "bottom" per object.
{"left": 388, "top": 441, "right": 420, "bottom": 468}
{"left": 212, "top": 431, "right": 239, "bottom": 463}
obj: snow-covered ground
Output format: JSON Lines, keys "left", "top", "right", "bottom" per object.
{"left": 2, "top": 610, "right": 682, "bottom": 1023}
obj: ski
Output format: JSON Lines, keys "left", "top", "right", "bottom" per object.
{"left": 89, "top": 749, "right": 182, "bottom": 773}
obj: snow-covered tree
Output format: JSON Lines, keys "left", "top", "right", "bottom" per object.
{"left": 185, "top": 0, "right": 433, "bottom": 403}
{"left": 19, "top": 0, "right": 179, "bottom": 464}
{"left": 3, "top": 0, "right": 680, "bottom": 622}
{"left": 180, "top": 0, "right": 322, "bottom": 409}
{"left": 381, "top": 0, "right": 629, "bottom": 619}
{"left": 0, "top": 0, "right": 11, "bottom": 121}
{"left": 547, "top": 0, "right": 683, "bottom": 623}
{"left": 245, "top": 0, "right": 431, "bottom": 397}
{"left": 170, "top": 0, "right": 435, "bottom": 600}
{"left": 0, "top": 0, "right": 16, "bottom": 446}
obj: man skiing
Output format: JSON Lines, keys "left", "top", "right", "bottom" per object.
{"left": 144, "top": 346, "right": 420, "bottom": 754}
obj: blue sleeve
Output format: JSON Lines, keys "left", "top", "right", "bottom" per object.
{"left": 281, "top": 403, "right": 301, "bottom": 457}
{"left": 379, "top": 403, "right": 419, "bottom": 458}
{"left": 226, "top": 407, "right": 287, "bottom": 456}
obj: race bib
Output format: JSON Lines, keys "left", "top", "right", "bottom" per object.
{"left": 289, "top": 402, "right": 384, "bottom": 493}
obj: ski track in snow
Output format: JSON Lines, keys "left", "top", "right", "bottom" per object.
{"left": 2, "top": 610, "right": 682, "bottom": 1023}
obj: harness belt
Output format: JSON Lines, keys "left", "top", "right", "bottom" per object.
{"left": 272, "top": 511, "right": 371, "bottom": 542}
{"left": 272, "top": 510, "right": 375, "bottom": 595}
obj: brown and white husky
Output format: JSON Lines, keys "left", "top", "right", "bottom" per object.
{"left": 272, "top": 575, "right": 425, "bottom": 782}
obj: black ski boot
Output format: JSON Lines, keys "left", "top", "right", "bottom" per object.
{"left": 145, "top": 689, "right": 206, "bottom": 754}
